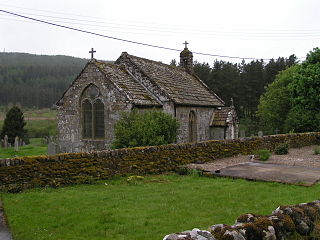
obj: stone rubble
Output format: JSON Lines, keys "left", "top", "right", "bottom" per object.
{"left": 164, "top": 200, "right": 320, "bottom": 240}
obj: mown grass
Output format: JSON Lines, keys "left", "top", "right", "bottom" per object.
{"left": 2, "top": 174, "right": 320, "bottom": 240}
{"left": 0, "top": 138, "right": 47, "bottom": 158}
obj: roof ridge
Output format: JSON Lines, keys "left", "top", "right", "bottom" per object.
{"left": 123, "top": 52, "right": 182, "bottom": 71}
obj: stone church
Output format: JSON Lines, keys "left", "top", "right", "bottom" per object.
{"left": 56, "top": 45, "right": 238, "bottom": 153}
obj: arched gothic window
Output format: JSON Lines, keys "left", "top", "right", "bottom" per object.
{"left": 188, "top": 111, "right": 197, "bottom": 142}
{"left": 81, "top": 85, "right": 105, "bottom": 139}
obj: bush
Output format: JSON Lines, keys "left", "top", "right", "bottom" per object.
{"left": 256, "top": 149, "right": 271, "bottom": 161}
{"left": 275, "top": 142, "right": 289, "bottom": 155}
{"left": 315, "top": 146, "right": 320, "bottom": 155}
{"left": 112, "top": 110, "right": 180, "bottom": 149}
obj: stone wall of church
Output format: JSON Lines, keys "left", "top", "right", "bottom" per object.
{"left": 175, "top": 106, "right": 214, "bottom": 143}
{"left": 57, "top": 63, "right": 133, "bottom": 153}
{"left": 210, "top": 127, "right": 226, "bottom": 140}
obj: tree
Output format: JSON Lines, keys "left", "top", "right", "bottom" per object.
{"left": 284, "top": 48, "right": 320, "bottom": 132}
{"left": 0, "top": 106, "right": 29, "bottom": 145}
{"left": 257, "top": 48, "right": 320, "bottom": 134}
{"left": 257, "top": 65, "right": 299, "bottom": 134}
{"left": 112, "top": 110, "right": 180, "bottom": 149}
{"left": 170, "top": 59, "right": 177, "bottom": 66}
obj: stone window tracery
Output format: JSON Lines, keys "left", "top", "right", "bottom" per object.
{"left": 81, "top": 85, "right": 105, "bottom": 139}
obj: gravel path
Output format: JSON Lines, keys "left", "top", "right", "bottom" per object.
{"left": 0, "top": 200, "right": 12, "bottom": 240}
{"left": 187, "top": 145, "right": 320, "bottom": 172}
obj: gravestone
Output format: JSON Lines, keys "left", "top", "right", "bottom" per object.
{"left": 258, "top": 131, "right": 263, "bottom": 137}
{"left": 240, "top": 130, "right": 246, "bottom": 138}
{"left": 47, "top": 141, "right": 58, "bottom": 155}
{"left": 3, "top": 135, "right": 8, "bottom": 148}
{"left": 14, "top": 136, "right": 19, "bottom": 152}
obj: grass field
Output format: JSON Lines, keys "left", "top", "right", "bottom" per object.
{"left": 0, "top": 108, "right": 57, "bottom": 138}
{"left": 0, "top": 108, "right": 56, "bottom": 120}
{"left": 0, "top": 138, "right": 47, "bottom": 158}
{"left": 2, "top": 174, "right": 320, "bottom": 240}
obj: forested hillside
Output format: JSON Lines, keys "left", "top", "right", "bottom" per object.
{"left": 0, "top": 52, "right": 87, "bottom": 108}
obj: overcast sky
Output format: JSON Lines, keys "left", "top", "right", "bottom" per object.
{"left": 0, "top": 0, "right": 319, "bottom": 64}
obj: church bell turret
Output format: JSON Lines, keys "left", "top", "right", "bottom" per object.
{"left": 179, "top": 41, "right": 193, "bottom": 73}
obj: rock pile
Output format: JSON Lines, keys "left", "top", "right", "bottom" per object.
{"left": 164, "top": 200, "right": 320, "bottom": 240}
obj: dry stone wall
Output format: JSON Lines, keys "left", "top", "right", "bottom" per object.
{"left": 164, "top": 200, "right": 320, "bottom": 240}
{"left": 0, "top": 132, "right": 319, "bottom": 192}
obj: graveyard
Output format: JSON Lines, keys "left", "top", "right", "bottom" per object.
{"left": 0, "top": 108, "right": 56, "bottom": 158}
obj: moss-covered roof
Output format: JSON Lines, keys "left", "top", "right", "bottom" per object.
{"left": 116, "top": 53, "right": 224, "bottom": 107}
{"left": 95, "top": 61, "right": 161, "bottom": 106}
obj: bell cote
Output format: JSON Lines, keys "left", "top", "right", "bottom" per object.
{"left": 179, "top": 41, "right": 193, "bottom": 73}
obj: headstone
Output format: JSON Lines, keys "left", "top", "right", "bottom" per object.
{"left": 3, "top": 135, "right": 8, "bottom": 148}
{"left": 240, "top": 130, "right": 246, "bottom": 138}
{"left": 48, "top": 141, "right": 57, "bottom": 155}
{"left": 14, "top": 136, "right": 19, "bottom": 152}
{"left": 258, "top": 131, "right": 263, "bottom": 137}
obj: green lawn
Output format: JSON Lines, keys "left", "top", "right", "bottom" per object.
{"left": 2, "top": 174, "right": 320, "bottom": 240}
{"left": 0, "top": 138, "right": 47, "bottom": 158}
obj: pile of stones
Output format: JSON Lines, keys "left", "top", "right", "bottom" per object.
{"left": 164, "top": 200, "right": 320, "bottom": 240}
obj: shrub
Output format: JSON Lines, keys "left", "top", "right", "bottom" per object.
{"left": 275, "top": 142, "right": 289, "bottom": 155}
{"left": 112, "top": 109, "right": 180, "bottom": 149}
{"left": 315, "top": 146, "right": 320, "bottom": 155}
{"left": 256, "top": 149, "right": 271, "bottom": 161}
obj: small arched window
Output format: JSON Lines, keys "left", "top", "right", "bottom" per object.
{"left": 81, "top": 85, "right": 105, "bottom": 139}
{"left": 188, "top": 111, "right": 197, "bottom": 142}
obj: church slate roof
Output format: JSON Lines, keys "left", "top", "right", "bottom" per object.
{"left": 210, "top": 107, "right": 237, "bottom": 127}
{"left": 116, "top": 53, "right": 224, "bottom": 107}
{"left": 95, "top": 61, "right": 161, "bottom": 106}
{"left": 57, "top": 51, "right": 224, "bottom": 108}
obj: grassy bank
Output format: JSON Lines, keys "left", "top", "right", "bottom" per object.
{"left": 0, "top": 108, "right": 56, "bottom": 120}
{"left": 2, "top": 174, "right": 320, "bottom": 240}
{"left": 0, "top": 138, "right": 47, "bottom": 158}
{"left": 0, "top": 108, "right": 57, "bottom": 138}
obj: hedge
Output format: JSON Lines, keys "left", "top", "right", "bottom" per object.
{"left": 0, "top": 132, "right": 319, "bottom": 192}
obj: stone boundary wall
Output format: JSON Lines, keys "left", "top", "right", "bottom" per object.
{"left": 164, "top": 200, "right": 320, "bottom": 240}
{"left": 0, "top": 132, "right": 319, "bottom": 192}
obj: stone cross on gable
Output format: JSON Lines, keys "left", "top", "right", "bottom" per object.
{"left": 183, "top": 41, "right": 189, "bottom": 49}
{"left": 89, "top": 48, "right": 96, "bottom": 59}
